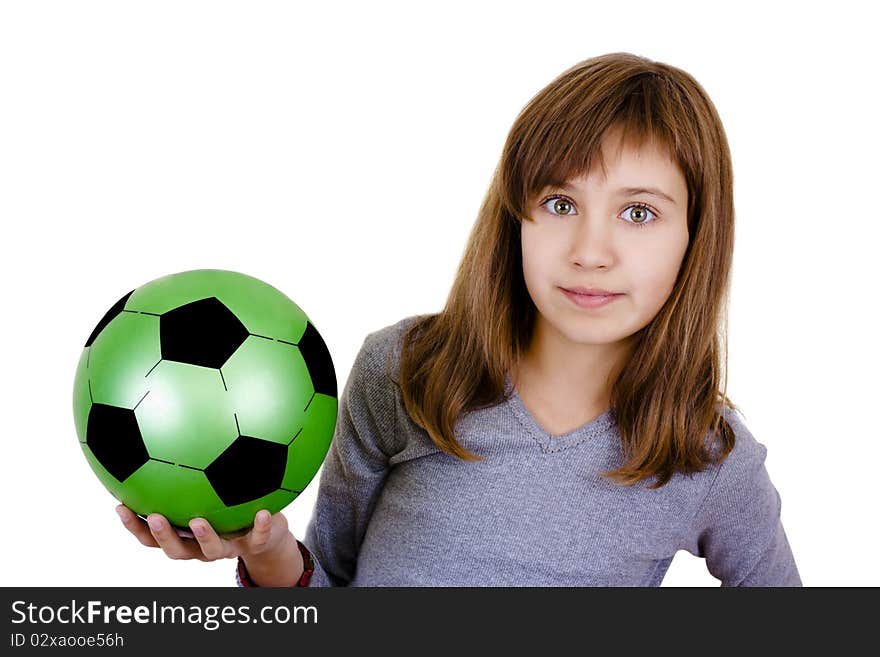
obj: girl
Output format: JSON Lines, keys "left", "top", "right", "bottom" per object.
{"left": 118, "top": 52, "right": 802, "bottom": 586}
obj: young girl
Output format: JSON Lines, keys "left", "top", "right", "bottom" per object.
{"left": 117, "top": 52, "right": 802, "bottom": 586}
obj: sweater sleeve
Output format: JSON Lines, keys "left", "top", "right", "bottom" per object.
{"left": 682, "top": 412, "right": 802, "bottom": 587}
{"left": 299, "top": 333, "right": 396, "bottom": 586}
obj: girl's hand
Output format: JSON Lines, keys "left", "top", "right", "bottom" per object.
{"left": 116, "top": 504, "right": 305, "bottom": 586}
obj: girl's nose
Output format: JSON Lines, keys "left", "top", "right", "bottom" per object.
{"left": 568, "top": 214, "right": 615, "bottom": 268}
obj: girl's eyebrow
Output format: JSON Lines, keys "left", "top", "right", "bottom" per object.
{"left": 546, "top": 183, "right": 678, "bottom": 206}
{"left": 618, "top": 186, "right": 678, "bottom": 205}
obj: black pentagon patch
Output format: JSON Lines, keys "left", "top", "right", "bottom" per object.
{"left": 160, "top": 297, "right": 248, "bottom": 369}
{"left": 86, "top": 403, "right": 149, "bottom": 482}
{"left": 298, "top": 321, "right": 337, "bottom": 398}
{"left": 85, "top": 290, "right": 135, "bottom": 347}
{"left": 205, "top": 436, "right": 287, "bottom": 507}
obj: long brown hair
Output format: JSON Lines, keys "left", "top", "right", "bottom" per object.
{"left": 397, "top": 52, "right": 739, "bottom": 489}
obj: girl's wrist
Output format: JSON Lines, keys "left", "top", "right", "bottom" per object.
{"left": 240, "top": 534, "right": 304, "bottom": 587}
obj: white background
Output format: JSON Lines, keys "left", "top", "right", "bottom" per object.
{"left": 1, "top": 0, "right": 876, "bottom": 587}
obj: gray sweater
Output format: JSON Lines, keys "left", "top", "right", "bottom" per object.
{"left": 296, "top": 315, "right": 801, "bottom": 586}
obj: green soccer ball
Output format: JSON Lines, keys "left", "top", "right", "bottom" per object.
{"left": 72, "top": 269, "right": 338, "bottom": 534}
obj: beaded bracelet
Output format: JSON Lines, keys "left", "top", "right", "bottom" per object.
{"left": 237, "top": 540, "right": 314, "bottom": 587}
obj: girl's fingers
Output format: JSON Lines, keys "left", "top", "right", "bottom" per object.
{"left": 117, "top": 504, "right": 276, "bottom": 563}
{"left": 187, "top": 518, "right": 230, "bottom": 561}
{"left": 116, "top": 505, "right": 160, "bottom": 548}
{"left": 145, "top": 513, "right": 208, "bottom": 561}
{"left": 247, "top": 510, "right": 273, "bottom": 553}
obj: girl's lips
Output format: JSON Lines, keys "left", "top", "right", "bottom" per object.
{"left": 563, "top": 286, "right": 620, "bottom": 295}
{"left": 561, "top": 288, "right": 623, "bottom": 308}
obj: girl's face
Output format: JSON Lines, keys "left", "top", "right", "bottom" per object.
{"left": 521, "top": 130, "right": 689, "bottom": 351}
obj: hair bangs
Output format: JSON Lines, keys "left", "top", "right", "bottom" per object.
{"left": 503, "top": 71, "right": 694, "bottom": 225}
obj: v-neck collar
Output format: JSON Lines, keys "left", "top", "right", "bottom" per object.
{"left": 504, "top": 373, "right": 616, "bottom": 453}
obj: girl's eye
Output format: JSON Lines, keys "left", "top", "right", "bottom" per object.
{"left": 542, "top": 196, "right": 577, "bottom": 216}
{"left": 539, "top": 195, "right": 659, "bottom": 228}
{"left": 621, "top": 203, "right": 658, "bottom": 228}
